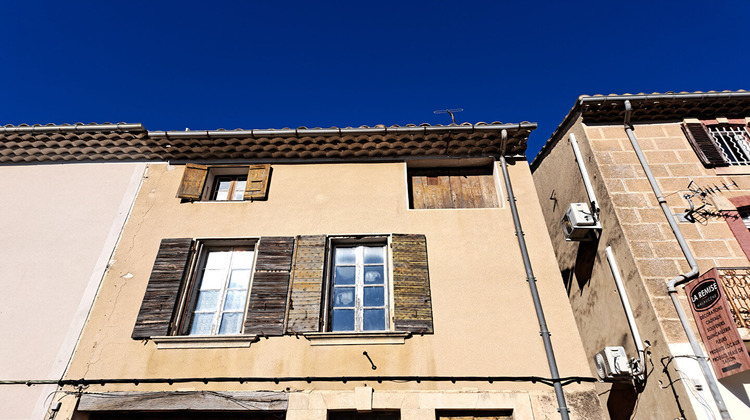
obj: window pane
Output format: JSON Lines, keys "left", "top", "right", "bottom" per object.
{"left": 228, "top": 269, "right": 251, "bottom": 289}
{"left": 218, "top": 312, "right": 242, "bottom": 335}
{"left": 364, "top": 246, "right": 384, "bottom": 264}
{"left": 223, "top": 290, "right": 248, "bottom": 311}
{"left": 335, "top": 247, "right": 356, "bottom": 264}
{"left": 364, "top": 286, "right": 385, "bottom": 307}
{"left": 364, "top": 266, "right": 384, "bottom": 284}
{"left": 200, "top": 269, "right": 227, "bottom": 290}
{"left": 195, "top": 290, "right": 219, "bottom": 311}
{"left": 190, "top": 313, "right": 213, "bottom": 335}
{"left": 363, "top": 309, "right": 386, "bottom": 331}
{"left": 232, "top": 180, "right": 247, "bottom": 200}
{"left": 333, "top": 287, "right": 355, "bottom": 307}
{"left": 334, "top": 266, "right": 355, "bottom": 285}
{"left": 215, "top": 190, "right": 229, "bottom": 201}
{"left": 205, "top": 251, "right": 231, "bottom": 269}
{"left": 331, "top": 309, "right": 355, "bottom": 331}
{"left": 231, "top": 251, "right": 254, "bottom": 269}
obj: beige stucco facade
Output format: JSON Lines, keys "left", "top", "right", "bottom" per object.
{"left": 54, "top": 158, "right": 604, "bottom": 419}
{"left": 533, "top": 112, "right": 750, "bottom": 419}
{"left": 0, "top": 162, "right": 145, "bottom": 420}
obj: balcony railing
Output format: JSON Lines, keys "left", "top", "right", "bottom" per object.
{"left": 716, "top": 267, "right": 750, "bottom": 329}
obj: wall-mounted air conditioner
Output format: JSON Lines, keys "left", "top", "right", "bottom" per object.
{"left": 595, "top": 346, "right": 632, "bottom": 381}
{"left": 561, "top": 203, "right": 601, "bottom": 241}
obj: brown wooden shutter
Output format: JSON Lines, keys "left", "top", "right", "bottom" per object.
{"left": 244, "top": 236, "right": 295, "bottom": 335}
{"left": 176, "top": 164, "right": 208, "bottom": 200}
{"left": 244, "top": 164, "right": 271, "bottom": 200}
{"left": 132, "top": 238, "right": 193, "bottom": 339}
{"left": 392, "top": 234, "right": 434, "bottom": 333}
{"left": 683, "top": 122, "right": 726, "bottom": 167}
{"left": 286, "top": 235, "right": 326, "bottom": 333}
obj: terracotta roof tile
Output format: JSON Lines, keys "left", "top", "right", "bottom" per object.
{"left": 0, "top": 122, "right": 535, "bottom": 164}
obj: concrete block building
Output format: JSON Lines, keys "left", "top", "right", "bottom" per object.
{"left": 532, "top": 91, "right": 750, "bottom": 420}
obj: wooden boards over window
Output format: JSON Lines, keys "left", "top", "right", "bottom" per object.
{"left": 409, "top": 166, "right": 498, "bottom": 209}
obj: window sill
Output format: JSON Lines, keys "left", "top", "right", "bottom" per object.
{"left": 303, "top": 331, "right": 411, "bottom": 346}
{"left": 152, "top": 335, "right": 258, "bottom": 349}
{"left": 715, "top": 166, "right": 750, "bottom": 175}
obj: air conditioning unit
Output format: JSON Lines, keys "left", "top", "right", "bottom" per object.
{"left": 595, "top": 346, "right": 632, "bottom": 381}
{"left": 561, "top": 203, "right": 600, "bottom": 241}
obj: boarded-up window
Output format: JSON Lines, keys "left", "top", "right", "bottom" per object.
{"left": 408, "top": 166, "right": 498, "bottom": 209}
{"left": 436, "top": 411, "right": 513, "bottom": 420}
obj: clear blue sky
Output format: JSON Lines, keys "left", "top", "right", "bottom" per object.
{"left": 2, "top": 1, "right": 748, "bottom": 159}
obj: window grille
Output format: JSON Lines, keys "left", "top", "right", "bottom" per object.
{"left": 708, "top": 125, "right": 750, "bottom": 166}
{"left": 716, "top": 267, "right": 750, "bottom": 329}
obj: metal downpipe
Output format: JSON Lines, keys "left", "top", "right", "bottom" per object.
{"left": 499, "top": 150, "right": 570, "bottom": 420}
{"left": 622, "top": 100, "right": 731, "bottom": 419}
{"left": 604, "top": 246, "right": 646, "bottom": 381}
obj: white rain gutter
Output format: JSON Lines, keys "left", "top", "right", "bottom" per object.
{"left": 605, "top": 246, "right": 646, "bottom": 382}
{"left": 621, "top": 100, "right": 731, "bottom": 419}
{"left": 0, "top": 123, "right": 144, "bottom": 133}
{"left": 569, "top": 132, "right": 600, "bottom": 218}
{"left": 148, "top": 122, "right": 537, "bottom": 139}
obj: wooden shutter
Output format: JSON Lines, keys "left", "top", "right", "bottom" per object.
{"left": 683, "top": 122, "right": 726, "bottom": 167}
{"left": 132, "top": 238, "right": 193, "bottom": 339}
{"left": 244, "top": 236, "right": 295, "bottom": 335}
{"left": 286, "top": 235, "right": 327, "bottom": 333}
{"left": 176, "top": 164, "right": 208, "bottom": 200}
{"left": 392, "top": 234, "right": 434, "bottom": 333}
{"left": 244, "top": 164, "right": 271, "bottom": 200}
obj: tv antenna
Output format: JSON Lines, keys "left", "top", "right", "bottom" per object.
{"left": 433, "top": 108, "right": 464, "bottom": 124}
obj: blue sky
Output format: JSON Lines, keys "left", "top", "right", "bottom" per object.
{"left": 2, "top": 1, "right": 749, "bottom": 159}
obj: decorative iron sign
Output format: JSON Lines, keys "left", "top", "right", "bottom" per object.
{"left": 686, "top": 268, "right": 750, "bottom": 379}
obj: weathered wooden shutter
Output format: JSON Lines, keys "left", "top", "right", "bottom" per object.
{"left": 244, "top": 236, "right": 295, "bottom": 335}
{"left": 132, "top": 238, "right": 193, "bottom": 339}
{"left": 286, "top": 235, "right": 326, "bottom": 333}
{"left": 244, "top": 164, "right": 271, "bottom": 200}
{"left": 392, "top": 234, "right": 434, "bottom": 333}
{"left": 683, "top": 122, "right": 725, "bottom": 167}
{"left": 176, "top": 164, "right": 208, "bottom": 200}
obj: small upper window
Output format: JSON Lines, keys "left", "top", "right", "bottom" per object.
{"left": 684, "top": 120, "right": 750, "bottom": 167}
{"left": 212, "top": 175, "right": 247, "bottom": 201}
{"left": 408, "top": 165, "right": 499, "bottom": 209}
{"left": 329, "top": 243, "right": 389, "bottom": 332}
{"left": 186, "top": 244, "right": 255, "bottom": 335}
{"left": 176, "top": 164, "right": 270, "bottom": 202}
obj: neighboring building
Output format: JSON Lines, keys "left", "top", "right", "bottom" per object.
{"left": 0, "top": 124, "right": 149, "bottom": 420}
{"left": 24, "top": 122, "right": 605, "bottom": 419}
{"left": 532, "top": 91, "right": 750, "bottom": 420}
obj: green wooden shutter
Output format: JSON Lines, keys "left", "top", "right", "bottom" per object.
{"left": 176, "top": 163, "right": 208, "bottom": 200}
{"left": 392, "top": 234, "right": 434, "bottom": 333}
{"left": 683, "top": 122, "right": 726, "bottom": 167}
{"left": 132, "top": 238, "right": 193, "bottom": 339}
{"left": 244, "top": 236, "right": 295, "bottom": 335}
{"left": 286, "top": 235, "right": 327, "bottom": 333}
{"left": 244, "top": 164, "right": 271, "bottom": 200}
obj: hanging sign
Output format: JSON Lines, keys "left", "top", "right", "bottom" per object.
{"left": 686, "top": 268, "right": 750, "bottom": 379}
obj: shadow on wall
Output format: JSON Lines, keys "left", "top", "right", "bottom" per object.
{"left": 561, "top": 236, "right": 600, "bottom": 296}
{"left": 721, "top": 369, "right": 750, "bottom": 409}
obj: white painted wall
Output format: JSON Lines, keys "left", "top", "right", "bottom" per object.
{"left": 0, "top": 162, "right": 145, "bottom": 420}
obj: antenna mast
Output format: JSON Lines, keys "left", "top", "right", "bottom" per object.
{"left": 433, "top": 108, "right": 464, "bottom": 124}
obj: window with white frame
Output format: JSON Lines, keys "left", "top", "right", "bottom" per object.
{"left": 329, "top": 243, "right": 389, "bottom": 332}
{"left": 187, "top": 245, "right": 255, "bottom": 335}
{"left": 211, "top": 174, "right": 247, "bottom": 201}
